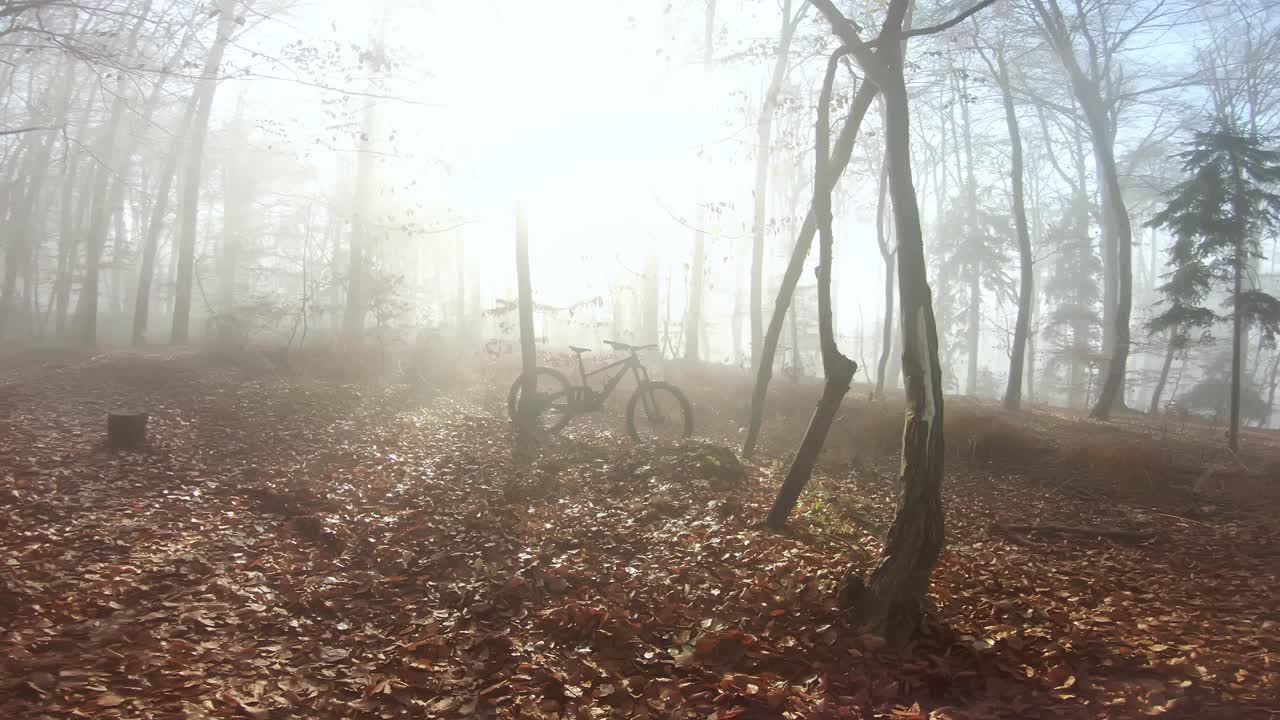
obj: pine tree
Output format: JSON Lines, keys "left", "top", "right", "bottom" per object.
{"left": 938, "top": 198, "right": 1013, "bottom": 397}
{"left": 1146, "top": 120, "right": 1280, "bottom": 449}
{"left": 1143, "top": 231, "right": 1219, "bottom": 413}
{"left": 1042, "top": 193, "right": 1102, "bottom": 409}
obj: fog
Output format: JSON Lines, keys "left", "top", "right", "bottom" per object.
{"left": 1, "top": 0, "right": 1279, "bottom": 428}
{"left": 5, "top": 3, "right": 1280, "bottom": 712}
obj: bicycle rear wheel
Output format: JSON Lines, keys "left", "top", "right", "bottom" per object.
{"left": 625, "top": 381, "right": 693, "bottom": 442}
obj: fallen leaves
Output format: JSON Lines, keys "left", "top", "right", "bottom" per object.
{"left": 0, "top": 351, "right": 1277, "bottom": 719}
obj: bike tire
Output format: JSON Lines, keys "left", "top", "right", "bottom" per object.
{"left": 625, "top": 381, "right": 693, "bottom": 442}
{"left": 507, "top": 367, "right": 571, "bottom": 421}
{"left": 535, "top": 389, "right": 574, "bottom": 434}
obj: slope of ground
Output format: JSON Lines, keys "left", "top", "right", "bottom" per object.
{"left": 1, "top": 350, "right": 1276, "bottom": 719}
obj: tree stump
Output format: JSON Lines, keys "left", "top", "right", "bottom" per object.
{"left": 107, "top": 410, "right": 148, "bottom": 450}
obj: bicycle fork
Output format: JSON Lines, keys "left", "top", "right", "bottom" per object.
{"left": 632, "top": 363, "right": 665, "bottom": 422}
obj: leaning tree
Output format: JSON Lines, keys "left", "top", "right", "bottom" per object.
{"left": 766, "top": 0, "right": 998, "bottom": 643}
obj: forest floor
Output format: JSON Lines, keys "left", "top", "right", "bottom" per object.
{"left": 1, "top": 347, "right": 1278, "bottom": 719}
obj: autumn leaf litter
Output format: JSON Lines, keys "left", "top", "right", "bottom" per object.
{"left": 1, "top": 352, "right": 1276, "bottom": 719}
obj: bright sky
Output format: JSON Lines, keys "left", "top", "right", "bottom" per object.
{"left": 220, "top": 0, "right": 893, "bottom": 349}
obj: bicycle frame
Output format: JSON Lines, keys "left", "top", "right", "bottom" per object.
{"left": 569, "top": 351, "right": 653, "bottom": 412}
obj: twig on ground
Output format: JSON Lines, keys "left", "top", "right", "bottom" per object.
{"left": 991, "top": 523, "right": 1154, "bottom": 544}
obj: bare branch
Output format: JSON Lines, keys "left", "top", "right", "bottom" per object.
{"left": 885, "top": 0, "right": 1000, "bottom": 44}
{"left": 0, "top": 125, "right": 54, "bottom": 136}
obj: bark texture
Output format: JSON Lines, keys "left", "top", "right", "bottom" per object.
{"left": 812, "top": 0, "right": 956, "bottom": 644}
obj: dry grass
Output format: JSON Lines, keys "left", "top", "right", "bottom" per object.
{"left": 1058, "top": 433, "right": 1176, "bottom": 494}
{"left": 421, "top": 346, "right": 1280, "bottom": 511}
{"left": 943, "top": 401, "right": 1055, "bottom": 465}
{"left": 603, "top": 360, "right": 1277, "bottom": 504}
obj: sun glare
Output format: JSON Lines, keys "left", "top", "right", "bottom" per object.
{"left": 379, "top": 2, "right": 724, "bottom": 308}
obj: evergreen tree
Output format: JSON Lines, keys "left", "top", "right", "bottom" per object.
{"left": 1042, "top": 193, "right": 1102, "bottom": 409}
{"left": 938, "top": 197, "right": 1013, "bottom": 397}
{"left": 1143, "top": 230, "right": 1219, "bottom": 413}
{"left": 1181, "top": 352, "right": 1270, "bottom": 426}
{"left": 1146, "top": 120, "right": 1280, "bottom": 449}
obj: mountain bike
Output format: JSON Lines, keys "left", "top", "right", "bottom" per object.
{"left": 507, "top": 340, "right": 693, "bottom": 442}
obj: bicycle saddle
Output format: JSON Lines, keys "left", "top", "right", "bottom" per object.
{"left": 569, "top": 345, "right": 592, "bottom": 354}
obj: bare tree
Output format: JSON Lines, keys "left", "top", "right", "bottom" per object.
{"left": 684, "top": 0, "right": 715, "bottom": 361}
{"left": 749, "top": 0, "right": 808, "bottom": 369}
{"left": 341, "top": 0, "right": 391, "bottom": 343}
{"left": 514, "top": 204, "right": 538, "bottom": 434}
{"left": 740, "top": 80, "right": 877, "bottom": 457}
{"left": 1023, "top": 0, "right": 1198, "bottom": 417}
{"left": 810, "top": 0, "right": 997, "bottom": 643}
{"left": 171, "top": 0, "right": 237, "bottom": 343}
{"left": 973, "top": 28, "right": 1034, "bottom": 409}
{"left": 765, "top": 45, "right": 858, "bottom": 530}
{"left": 874, "top": 153, "right": 895, "bottom": 396}
{"left": 74, "top": 0, "right": 156, "bottom": 345}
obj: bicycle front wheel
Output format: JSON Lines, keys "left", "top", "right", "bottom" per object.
{"left": 625, "top": 381, "right": 693, "bottom": 443}
{"left": 531, "top": 389, "right": 573, "bottom": 434}
{"left": 507, "top": 367, "right": 570, "bottom": 421}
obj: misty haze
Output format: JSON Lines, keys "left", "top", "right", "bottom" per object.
{"left": 1, "top": 0, "right": 1278, "bottom": 717}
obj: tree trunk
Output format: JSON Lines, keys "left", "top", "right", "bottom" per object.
{"left": 1149, "top": 337, "right": 1176, "bottom": 415}
{"left": 965, "top": 270, "right": 980, "bottom": 394}
{"left": 454, "top": 230, "right": 467, "bottom": 337}
{"left": 1027, "top": 165, "right": 1045, "bottom": 405}
{"left": 0, "top": 140, "right": 36, "bottom": 339}
{"left": 741, "top": 80, "right": 877, "bottom": 457}
{"left": 1, "top": 60, "right": 76, "bottom": 339}
{"left": 515, "top": 205, "right": 538, "bottom": 433}
{"left": 643, "top": 238, "right": 659, "bottom": 345}
{"left": 766, "top": 47, "right": 857, "bottom": 530}
{"left": 51, "top": 136, "right": 83, "bottom": 336}
{"left": 1026, "top": 291, "right": 1038, "bottom": 403}
{"left": 1089, "top": 118, "right": 1133, "bottom": 418}
{"left": 861, "top": 58, "right": 946, "bottom": 648}
{"left": 931, "top": 85, "right": 951, "bottom": 378}
{"left": 994, "top": 50, "right": 1032, "bottom": 410}
{"left": 685, "top": 208, "right": 705, "bottom": 361}
{"left": 134, "top": 98, "right": 196, "bottom": 345}
{"left": 750, "top": 0, "right": 801, "bottom": 371}
{"left": 813, "top": 0, "right": 946, "bottom": 644}
{"left": 171, "top": 0, "right": 236, "bottom": 344}
{"left": 75, "top": 101, "right": 129, "bottom": 345}
{"left": 74, "top": 0, "right": 156, "bottom": 346}
{"left": 1262, "top": 348, "right": 1280, "bottom": 429}
{"left": 218, "top": 94, "right": 248, "bottom": 316}
{"left": 683, "top": 0, "right": 715, "bottom": 362}
{"left": 874, "top": 157, "right": 895, "bottom": 396}
{"left": 110, "top": 201, "right": 129, "bottom": 315}
{"left": 876, "top": 254, "right": 897, "bottom": 397}
{"left": 958, "top": 65, "right": 982, "bottom": 397}
{"left": 1229, "top": 163, "right": 1245, "bottom": 451}
{"left": 1029, "top": 0, "right": 1133, "bottom": 419}
{"left": 788, "top": 292, "right": 801, "bottom": 377}
{"left": 340, "top": 58, "right": 378, "bottom": 338}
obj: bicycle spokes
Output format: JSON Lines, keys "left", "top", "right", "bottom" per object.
{"left": 641, "top": 388, "right": 667, "bottom": 422}
{"left": 627, "top": 383, "right": 692, "bottom": 442}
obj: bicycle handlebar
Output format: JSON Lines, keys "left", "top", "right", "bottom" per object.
{"left": 604, "top": 340, "right": 658, "bottom": 353}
